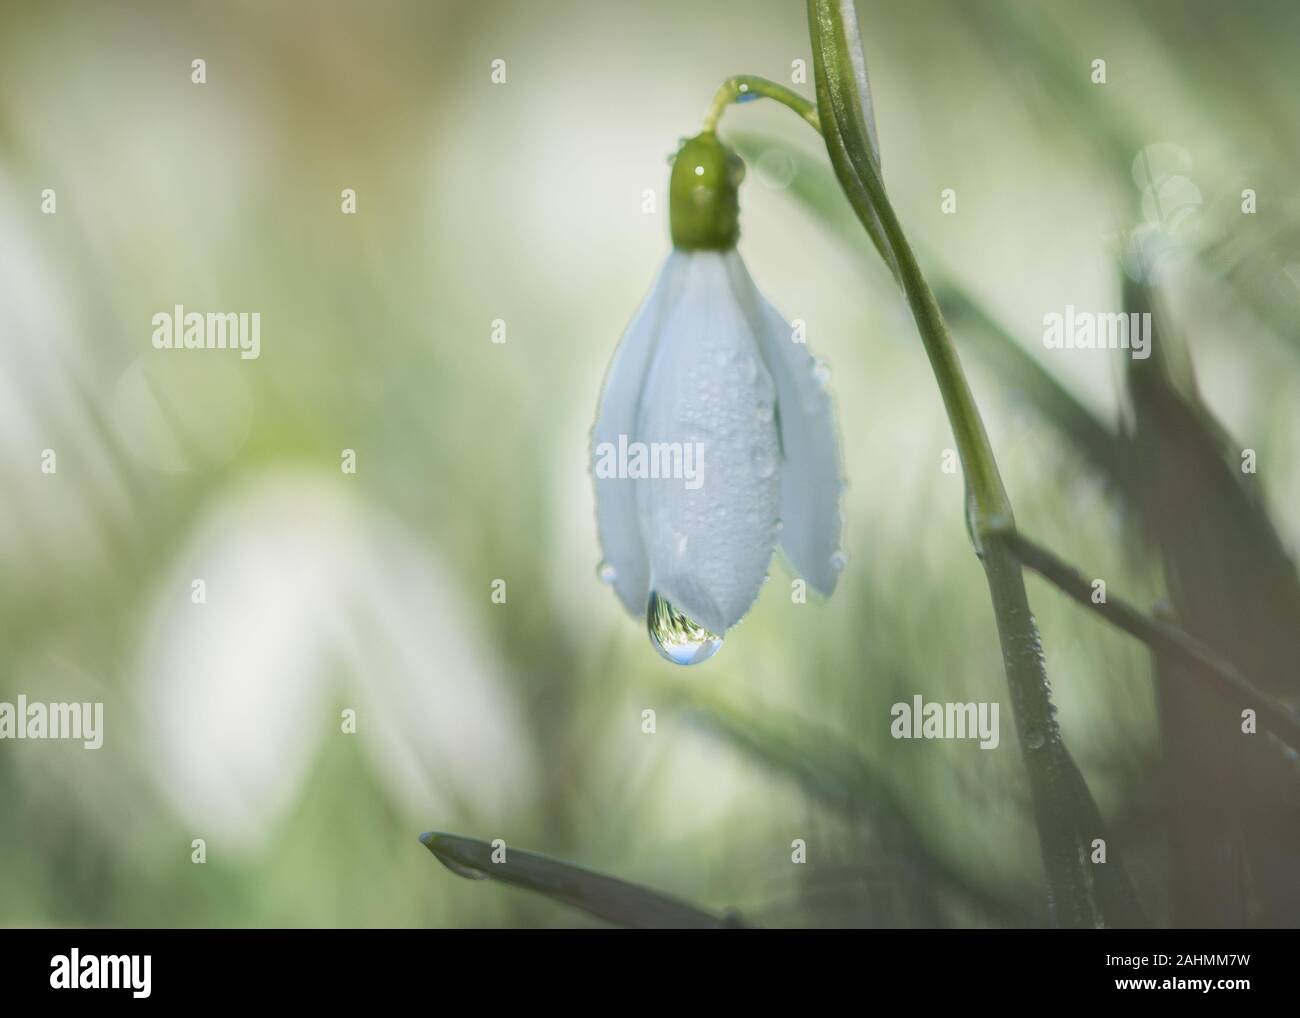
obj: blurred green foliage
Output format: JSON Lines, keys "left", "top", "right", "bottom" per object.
{"left": 1, "top": 0, "right": 1298, "bottom": 927}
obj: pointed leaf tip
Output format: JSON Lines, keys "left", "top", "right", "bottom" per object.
{"left": 418, "top": 830, "right": 738, "bottom": 928}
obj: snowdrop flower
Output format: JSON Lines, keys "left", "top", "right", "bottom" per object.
{"left": 592, "top": 132, "right": 843, "bottom": 665}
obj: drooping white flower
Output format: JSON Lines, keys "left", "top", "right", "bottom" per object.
{"left": 592, "top": 133, "right": 843, "bottom": 665}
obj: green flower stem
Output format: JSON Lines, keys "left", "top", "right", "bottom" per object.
{"left": 703, "top": 75, "right": 822, "bottom": 134}
{"left": 806, "top": 0, "right": 1101, "bottom": 926}
{"left": 1005, "top": 529, "right": 1300, "bottom": 751}
{"left": 702, "top": 78, "right": 899, "bottom": 281}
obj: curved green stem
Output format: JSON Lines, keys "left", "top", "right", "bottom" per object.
{"left": 807, "top": 0, "right": 1108, "bottom": 927}
{"left": 703, "top": 75, "right": 822, "bottom": 134}
{"left": 700, "top": 6, "right": 1133, "bottom": 928}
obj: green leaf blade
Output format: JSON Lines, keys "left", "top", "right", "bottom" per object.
{"left": 419, "top": 832, "right": 738, "bottom": 929}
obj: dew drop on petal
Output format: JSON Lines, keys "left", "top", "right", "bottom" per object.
{"left": 647, "top": 591, "right": 723, "bottom": 666}
{"left": 830, "top": 551, "right": 847, "bottom": 574}
{"left": 596, "top": 560, "right": 617, "bottom": 585}
{"left": 813, "top": 359, "right": 831, "bottom": 385}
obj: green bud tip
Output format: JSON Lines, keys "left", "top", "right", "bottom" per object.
{"left": 669, "top": 132, "right": 745, "bottom": 251}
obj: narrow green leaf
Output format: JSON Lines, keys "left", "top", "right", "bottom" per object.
{"left": 808, "top": 0, "right": 1109, "bottom": 927}
{"left": 824, "top": 0, "right": 881, "bottom": 169}
{"left": 1125, "top": 274, "right": 1300, "bottom": 926}
{"left": 419, "top": 832, "right": 738, "bottom": 929}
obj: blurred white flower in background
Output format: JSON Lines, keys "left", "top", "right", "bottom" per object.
{"left": 0, "top": 174, "right": 134, "bottom": 581}
{"left": 134, "top": 470, "right": 535, "bottom": 855}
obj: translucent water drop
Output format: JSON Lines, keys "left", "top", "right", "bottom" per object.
{"left": 596, "top": 560, "right": 617, "bottom": 585}
{"left": 753, "top": 448, "right": 777, "bottom": 479}
{"left": 646, "top": 591, "right": 723, "bottom": 666}
{"left": 812, "top": 359, "right": 831, "bottom": 385}
{"left": 830, "top": 551, "right": 847, "bottom": 573}
{"left": 755, "top": 149, "right": 797, "bottom": 190}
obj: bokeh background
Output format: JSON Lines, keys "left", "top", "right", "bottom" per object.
{"left": 2, "top": 0, "right": 1298, "bottom": 927}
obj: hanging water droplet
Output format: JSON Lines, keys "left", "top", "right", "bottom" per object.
{"left": 830, "top": 551, "right": 847, "bottom": 573}
{"left": 812, "top": 359, "right": 831, "bottom": 385}
{"left": 596, "top": 560, "right": 617, "bottom": 585}
{"left": 646, "top": 591, "right": 723, "bottom": 666}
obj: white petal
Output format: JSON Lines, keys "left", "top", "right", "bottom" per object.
{"left": 591, "top": 252, "right": 691, "bottom": 616}
{"left": 725, "top": 251, "right": 844, "bottom": 595}
{"left": 635, "top": 252, "right": 782, "bottom": 633}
